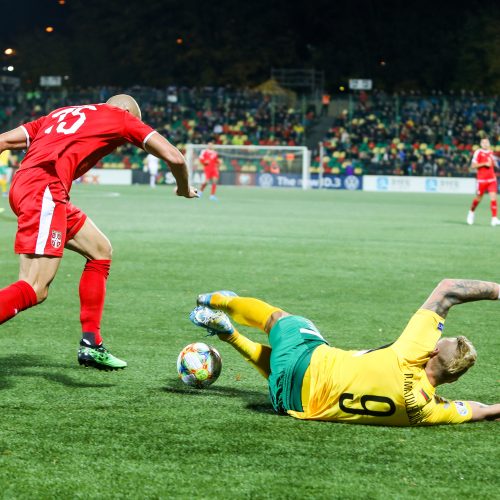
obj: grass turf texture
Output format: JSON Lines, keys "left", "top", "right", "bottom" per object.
{"left": 0, "top": 185, "right": 498, "bottom": 499}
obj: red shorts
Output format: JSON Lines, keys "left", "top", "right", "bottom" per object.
{"left": 204, "top": 167, "right": 219, "bottom": 180}
{"left": 477, "top": 178, "right": 497, "bottom": 196}
{"left": 9, "top": 167, "right": 87, "bottom": 257}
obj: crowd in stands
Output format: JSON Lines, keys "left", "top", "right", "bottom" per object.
{"left": 1, "top": 86, "right": 499, "bottom": 178}
{"left": 141, "top": 87, "right": 309, "bottom": 147}
{"left": 11, "top": 85, "right": 308, "bottom": 140}
{"left": 0, "top": 88, "right": 17, "bottom": 130}
{"left": 317, "top": 90, "right": 500, "bottom": 177}
{"left": 1, "top": 85, "right": 311, "bottom": 172}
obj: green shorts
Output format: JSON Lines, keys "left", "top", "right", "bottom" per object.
{"left": 268, "top": 315, "right": 328, "bottom": 413}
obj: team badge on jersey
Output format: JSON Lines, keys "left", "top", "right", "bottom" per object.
{"left": 51, "top": 230, "right": 62, "bottom": 249}
{"left": 437, "top": 322, "right": 444, "bottom": 332}
{"left": 454, "top": 401, "right": 469, "bottom": 416}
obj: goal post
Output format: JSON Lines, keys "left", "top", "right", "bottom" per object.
{"left": 185, "top": 144, "right": 311, "bottom": 189}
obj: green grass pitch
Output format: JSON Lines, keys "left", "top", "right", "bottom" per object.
{"left": 0, "top": 185, "right": 498, "bottom": 499}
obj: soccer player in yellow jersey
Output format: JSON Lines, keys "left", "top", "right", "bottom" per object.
{"left": 0, "top": 149, "right": 10, "bottom": 199}
{"left": 190, "top": 279, "right": 500, "bottom": 425}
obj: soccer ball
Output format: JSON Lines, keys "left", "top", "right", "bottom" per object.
{"left": 177, "top": 342, "right": 222, "bottom": 388}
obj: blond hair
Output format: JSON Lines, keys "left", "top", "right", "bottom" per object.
{"left": 440, "top": 336, "right": 477, "bottom": 378}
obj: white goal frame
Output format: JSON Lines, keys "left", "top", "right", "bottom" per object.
{"left": 185, "top": 144, "right": 311, "bottom": 190}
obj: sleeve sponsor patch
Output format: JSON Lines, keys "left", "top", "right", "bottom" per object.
{"left": 454, "top": 401, "right": 469, "bottom": 416}
{"left": 437, "top": 322, "right": 444, "bottom": 332}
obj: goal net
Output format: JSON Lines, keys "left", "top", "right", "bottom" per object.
{"left": 185, "top": 144, "right": 311, "bottom": 189}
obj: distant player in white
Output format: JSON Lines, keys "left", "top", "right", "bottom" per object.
{"left": 145, "top": 153, "right": 160, "bottom": 188}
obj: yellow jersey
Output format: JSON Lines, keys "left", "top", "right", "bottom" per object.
{"left": 289, "top": 309, "right": 472, "bottom": 426}
{"left": 0, "top": 150, "right": 10, "bottom": 167}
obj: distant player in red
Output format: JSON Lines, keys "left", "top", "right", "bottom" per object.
{"left": 0, "top": 94, "right": 198, "bottom": 370}
{"left": 199, "top": 143, "right": 220, "bottom": 201}
{"left": 467, "top": 137, "right": 500, "bottom": 226}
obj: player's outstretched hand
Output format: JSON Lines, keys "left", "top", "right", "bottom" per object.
{"left": 176, "top": 186, "right": 199, "bottom": 198}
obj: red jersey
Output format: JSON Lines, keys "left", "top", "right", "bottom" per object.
{"left": 199, "top": 149, "right": 219, "bottom": 170}
{"left": 20, "top": 104, "right": 156, "bottom": 193}
{"left": 471, "top": 148, "right": 496, "bottom": 181}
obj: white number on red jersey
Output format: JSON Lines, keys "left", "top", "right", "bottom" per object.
{"left": 45, "top": 105, "right": 98, "bottom": 135}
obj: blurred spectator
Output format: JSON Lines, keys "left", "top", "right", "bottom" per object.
{"left": 144, "top": 153, "right": 160, "bottom": 189}
{"left": 321, "top": 93, "right": 331, "bottom": 117}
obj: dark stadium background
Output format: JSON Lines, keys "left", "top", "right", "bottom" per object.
{"left": 3, "top": 0, "right": 500, "bottom": 91}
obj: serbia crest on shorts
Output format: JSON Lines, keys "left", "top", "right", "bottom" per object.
{"left": 51, "top": 230, "right": 62, "bottom": 249}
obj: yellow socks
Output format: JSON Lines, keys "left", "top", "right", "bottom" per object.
{"left": 218, "top": 330, "right": 271, "bottom": 379}
{"left": 211, "top": 295, "right": 280, "bottom": 332}
{"left": 208, "top": 294, "right": 280, "bottom": 379}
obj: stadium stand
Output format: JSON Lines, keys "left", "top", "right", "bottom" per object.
{"left": 12, "top": 86, "right": 311, "bottom": 145}
{"left": 0, "top": 89, "right": 20, "bottom": 130}
{"left": 316, "top": 90, "right": 500, "bottom": 177}
{"left": 6, "top": 86, "right": 313, "bottom": 173}
{"left": 2, "top": 87, "right": 499, "bottom": 177}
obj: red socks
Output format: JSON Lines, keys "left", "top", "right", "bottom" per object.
{"left": 0, "top": 280, "right": 37, "bottom": 324}
{"left": 211, "top": 183, "right": 217, "bottom": 196}
{"left": 491, "top": 200, "right": 497, "bottom": 217}
{"left": 470, "top": 198, "right": 498, "bottom": 217}
{"left": 79, "top": 259, "right": 111, "bottom": 346}
{"left": 0, "top": 260, "right": 111, "bottom": 340}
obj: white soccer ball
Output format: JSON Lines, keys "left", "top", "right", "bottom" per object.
{"left": 176, "top": 342, "right": 222, "bottom": 388}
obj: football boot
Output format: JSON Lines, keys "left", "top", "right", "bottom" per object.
{"left": 189, "top": 306, "right": 234, "bottom": 336}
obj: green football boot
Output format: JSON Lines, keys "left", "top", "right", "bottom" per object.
{"left": 78, "top": 342, "right": 127, "bottom": 371}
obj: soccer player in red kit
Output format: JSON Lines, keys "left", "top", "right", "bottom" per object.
{"left": 199, "top": 143, "right": 220, "bottom": 201}
{"left": 0, "top": 94, "right": 198, "bottom": 370}
{"left": 467, "top": 137, "right": 500, "bottom": 226}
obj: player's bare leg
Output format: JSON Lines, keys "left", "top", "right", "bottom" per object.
{"left": 66, "top": 217, "right": 112, "bottom": 260}
{"left": 19, "top": 254, "right": 61, "bottom": 303}
{"left": 66, "top": 218, "right": 126, "bottom": 370}
{"left": 0, "top": 254, "right": 60, "bottom": 325}
{"left": 468, "top": 193, "right": 483, "bottom": 225}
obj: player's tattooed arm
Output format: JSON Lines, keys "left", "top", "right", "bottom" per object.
{"left": 0, "top": 127, "right": 29, "bottom": 152}
{"left": 421, "top": 279, "right": 500, "bottom": 318}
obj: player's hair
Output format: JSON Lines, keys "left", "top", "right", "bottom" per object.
{"left": 106, "top": 94, "right": 142, "bottom": 120}
{"left": 439, "top": 336, "right": 477, "bottom": 379}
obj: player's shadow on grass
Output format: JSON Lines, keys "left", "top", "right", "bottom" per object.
{"left": 445, "top": 220, "right": 477, "bottom": 226}
{"left": 162, "top": 378, "right": 275, "bottom": 414}
{"left": 0, "top": 354, "right": 116, "bottom": 390}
